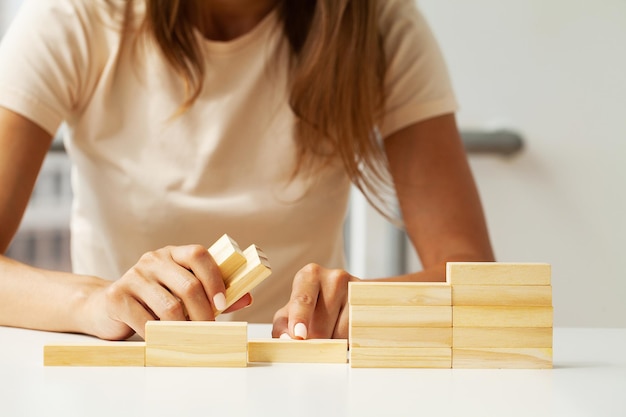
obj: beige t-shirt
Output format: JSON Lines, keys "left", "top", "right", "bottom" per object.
{"left": 0, "top": 0, "right": 457, "bottom": 322}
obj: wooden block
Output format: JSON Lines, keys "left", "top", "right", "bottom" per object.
{"left": 453, "top": 327, "right": 553, "bottom": 348}
{"left": 350, "top": 305, "right": 451, "bottom": 328}
{"left": 453, "top": 348, "right": 553, "bottom": 369}
{"left": 447, "top": 262, "right": 551, "bottom": 285}
{"left": 350, "top": 347, "right": 451, "bottom": 368}
{"left": 145, "top": 321, "right": 247, "bottom": 367}
{"left": 247, "top": 339, "right": 347, "bottom": 363}
{"left": 453, "top": 306, "right": 553, "bottom": 328}
{"left": 452, "top": 285, "right": 552, "bottom": 306}
{"left": 216, "top": 244, "right": 271, "bottom": 316}
{"left": 350, "top": 326, "right": 452, "bottom": 348}
{"left": 207, "top": 234, "right": 246, "bottom": 282}
{"left": 349, "top": 282, "right": 451, "bottom": 306}
{"left": 44, "top": 342, "right": 145, "bottom": 366}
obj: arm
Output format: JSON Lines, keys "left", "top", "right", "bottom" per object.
{"left": 0, "top": 107, "right": 94, "bottom": 333}
{"left": 385, "top": 113, "right": 494, "bottom": 280}
{"left": 273, "top": 113, "right": 494, "bottom": 339}
{"left": 0, "top": 108, "right": 249, "bottom": 339}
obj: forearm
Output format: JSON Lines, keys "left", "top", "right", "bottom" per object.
{"left": 0, "top": 254, "right": 107, "bottom": 334}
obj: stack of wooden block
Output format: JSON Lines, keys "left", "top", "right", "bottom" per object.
{"left": 348, "top": 282, "right": 453, "bottom": 368}
{"left": 205, "top": 234, "right": 272, "bottom": 316}
{"left": 348, "top": 262, "right": 553, "bottom": 369}
{"left": 449, "top": 262, "right": 553, "bottom": 368}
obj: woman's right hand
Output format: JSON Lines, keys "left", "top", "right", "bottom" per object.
{"left": 85, "top": 244, "right": 252, "bottom": 340}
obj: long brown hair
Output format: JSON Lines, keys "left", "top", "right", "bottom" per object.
{"left": 142, "top": 0, "right": 393, "bottom": 217}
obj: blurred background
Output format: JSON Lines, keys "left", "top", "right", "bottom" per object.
{"left": 1, "top": 0, "right": 625, "bottom": 327}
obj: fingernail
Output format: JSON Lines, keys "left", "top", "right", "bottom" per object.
{"left": 279, "top": 332, "right": 291, "bottom": 340}
{"left": 246, "top": 294, "right": 254, "bottom": 308}
{"left": 213, "top": 293, "right": 227, "bottom": 311}
{"left": 294, "top": 322, "right": 307, "bottom": 339}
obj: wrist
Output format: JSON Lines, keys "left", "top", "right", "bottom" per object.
{"left": 68, "top": 274, "right": 110, "bottom": 336}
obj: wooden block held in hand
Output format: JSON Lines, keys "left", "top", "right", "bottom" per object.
{"left": 447, "top": 262, "right": 551, "bottom": 286}
{"left": 452, "top": 285, "right": 552, "bottom": 306}
{"left": 350, "top": 305, "right": 452, "bottom": 328}
{"left": 350, "top": 347, "right": 451, "bottom": 368}
{"left": 207, "top": 234, "right": 246, "bottom": 282}
{"left": 44, "top": 342, "right": 145, "bottom": 367}
{"left": 453, "top": 327, "right": 553, "bottom": 348}
{"left": 350, "top": 326, "right": 452, "bottom": 348}
{"left": 452, "top": 347, "right": 553, "bottom": 369}
{"left": 349, "top": 282, "right": 451, "bottom": 306}
{"left": 453, "top": 306, "right": 553, "bottom": 328}
{"left": 248, "top": 339, "right": 347, "bottom": 363}
{"left": 216, "top": 244, "right": 271, "bottom": 316}
{"left": 145, "top": 321, "right": 247, "bottom": 367}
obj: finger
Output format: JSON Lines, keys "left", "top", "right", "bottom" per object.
{"left": 104, "top": 282, "right": 158, "bottom": 340}
{"left": 124, "top": 270, "right": 190, "bottom": 322}
{"left": 331, "top": 302, "right": 350, "bottom": 340}
{"left": 223, "top": 293, "right": 253, "bottom": 314}
{"left": 120, "top": 298, "right": 157, "bottom": 340}
{"left": 287, "top": 264, "right": 321, "bottom": 340}
{"left": 307, "top": 269, "right": 350, "bottom": 338}
{"left": 136, "top": 255, "right": 215, "bottom": 321}
{"left": 170, "top": 245, "right": 228, "bottom": 313}
{"left": 271, "top": 306, "right": 289, "bottom": 338}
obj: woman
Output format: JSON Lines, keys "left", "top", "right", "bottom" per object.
{"left": 0, "top": 0, "right": 494, "bottom": 340}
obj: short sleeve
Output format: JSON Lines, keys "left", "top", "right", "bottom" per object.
{"left": 0, "top": 0, "right": 109, "bottom": 135}
{"left": 378, "top": 0, "right": 458, "bottom": 138}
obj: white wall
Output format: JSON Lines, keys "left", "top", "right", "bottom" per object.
{"left": 0, "top": 0, "right": 21, "bottom": 36}
{"left": 392, "top": 0, "right": 626, "bottom": 328}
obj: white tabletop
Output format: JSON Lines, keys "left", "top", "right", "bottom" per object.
{"left": 1, "top": 325, "right": 625, "bottom": 417}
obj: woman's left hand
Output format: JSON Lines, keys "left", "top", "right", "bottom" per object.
{"left": 272, "top": 263, "right": 360, "bottom": 340}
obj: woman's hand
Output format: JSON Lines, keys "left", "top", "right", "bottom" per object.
{"left": 85, "top": 244, "right": 252, "bottom": 340}
{"left": 272, "top": 263, "right": 360, "bottom": 340}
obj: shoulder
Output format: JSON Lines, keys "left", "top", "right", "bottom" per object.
{"left": 0, "top": 0, "right": 137, "bottom": 134}
{"left": 375, "top": 0, "right": 458, "bottom": 137}
{"left": 377, "top": 0, "right": 433, "bottom": 46}
{"left": 14, "top": 0, "right": 98, "bottom": 24}
{"left": 8, "top": 0, "right": 133, "bottom": 43}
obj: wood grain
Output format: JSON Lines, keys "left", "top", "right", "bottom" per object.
{"left": 207, "top": 233, "right": 246, "bottom": 282}
{"left": 350, "top": 305, "right": 452, "bottom": 328}
{"left": 350, "top": 347, "right": 451, "bottom": 368}
{"left": 453, "top": 327, "right": 553, "bottom": 348}
{"left": 447, "top": 262, "right": 551, "bottom": 286}
{"left": 453, "top": 306, "right": 553, "bottom": 328}
{"left": 349, "top": 282, "right": 451, "bottom": 306}
{"left": 216, "top": 244, "right": 271, "bottom": 316}
{"left": 145, "top": 321, "right": 247, "bottom": 367}
{"left": 44, "top": 342, "right": 145, "bottom": 367}
{"left": 453, "top": 348, "right": 553, "bottom": 369}
{"left": 350, "top": 326, "right": 452, "bottom": 348}
{"left": 452, "top": 285, "right": 552, "bottom": 306}
{"left": 248, "top": 339, "right": 347, "bottom": 363}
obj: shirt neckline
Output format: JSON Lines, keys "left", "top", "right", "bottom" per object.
{"left": 194, "top": 9, "right": 279, "bottom": 55}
